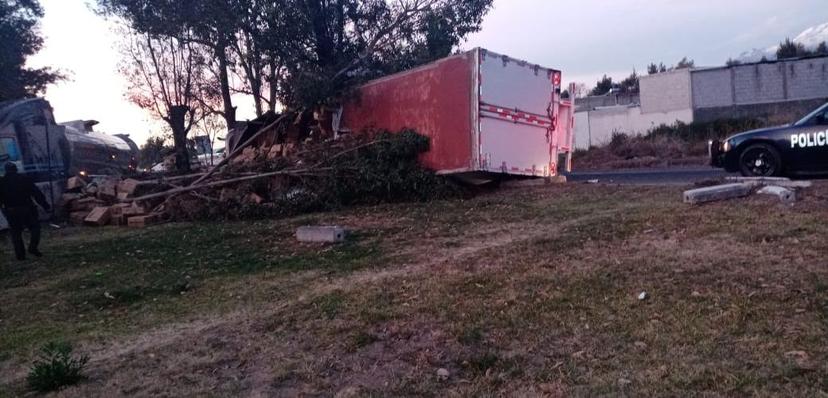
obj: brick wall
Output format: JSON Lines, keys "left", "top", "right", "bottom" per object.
{"left": 639, "top": 69, "right": 692, "bottom": 114}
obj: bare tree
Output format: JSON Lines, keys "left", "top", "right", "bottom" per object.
{"left": 121, "top": 29, "right": 210, "bottom": 171}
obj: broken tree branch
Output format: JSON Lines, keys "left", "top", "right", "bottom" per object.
{"left": 127, "top": 167, "right": 333, "bottom": 203}
{"left": 188, "top": 113, "right": 292, "bottom": 187}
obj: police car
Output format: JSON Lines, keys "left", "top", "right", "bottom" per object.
{"left": 710, "top": 102, "right": 828, "bottom": 176}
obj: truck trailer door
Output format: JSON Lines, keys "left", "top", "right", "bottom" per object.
{"left": 477, "top": 50, "right": 560, "bottom": 177}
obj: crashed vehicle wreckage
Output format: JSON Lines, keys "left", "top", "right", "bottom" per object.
{"left": 7, "top": 48, "right": 577, "bottom": 228}
{"left": 0, "top": 98, "right": 139, "bottom": 228}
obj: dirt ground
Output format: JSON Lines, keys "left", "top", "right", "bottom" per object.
{"left": 1, "top": 182, "right": 827, "bottom": 397}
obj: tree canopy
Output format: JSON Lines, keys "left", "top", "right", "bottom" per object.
{"left": 0, "top": 0, "right": 63, "bottom": 101}
{"left": 97, "top": 0, "right": 494, "bottom": 112}
{"left": 96, "top": 0, "right": 493, "bottom": 170}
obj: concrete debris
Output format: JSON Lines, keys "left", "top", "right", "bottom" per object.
{"left": 756, "top": 185, "right": 796, "bottom": 204}
{"left": 686, "top": 176, "right": 811, "bottom": 205}
{"left": 726, "top": 176, "right": 812, "bottom": 189}
{"left": 296, "top": 226, "right": 347, "bottom": 243}
{"left": 683, "top": 183, "right": 753, "bottom": 204}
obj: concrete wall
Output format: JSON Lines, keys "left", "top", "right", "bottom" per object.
{"left": 691, "top": 68, "right": 733, "bottom": 108}
{"left": 694, "top": 97, "right": 828, "bottom": 124}
{"left": 639, "top": 69, "right": 693, "bottom": 114}
{"left": 692, "top": 56, "right": 828, "bottom": 110}
{"left": 574, "top": 93, "right": 639, "bottom": 112}
{"left": 574, "top": 105, "right": 693, "bottom": 149}
{"left": 787, "top": 59, "right": 828, "bottom": 99}
{"left": 734, "top": 63, "right": 786, "bottom": 104}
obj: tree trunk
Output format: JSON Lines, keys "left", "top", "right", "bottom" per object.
{"left": 169, "top": 105, "right": 191, "bottom": 172}
{"left": 216, "top": 46, "right": 237, "bottom": 130}
{"left": 268, "top": 59, "right": 278, "bottom": 112}
{"left": 251, "top": 76, "right": 263, "bottom": 117}
{"left": 305, "top": 0, "right": 334, "bottom": 67}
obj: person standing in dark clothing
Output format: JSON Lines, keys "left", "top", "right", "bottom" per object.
{"left": 0, "top": 163, "right": 51, "bottom": 260}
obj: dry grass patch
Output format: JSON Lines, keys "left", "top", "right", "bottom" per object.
{"left": 1, "top": 183, "right": 827, "bottom": 396}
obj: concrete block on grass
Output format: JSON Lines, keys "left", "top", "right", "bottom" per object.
{"left": 297, "top": 226, "right": 348, "bottom": 243}
{"left": 757, "top": 185, "right": 796, "bottom": 204}
{"left": 684, "top": 183, "right": 752, "bottom": 205}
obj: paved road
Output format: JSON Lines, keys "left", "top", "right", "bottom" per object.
{"left": 565, "top": 167, "right": 736, "bottom": 185}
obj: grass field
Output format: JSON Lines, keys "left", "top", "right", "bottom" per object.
{"left": 1, "top": 183, "right": 827, "bottom": 396}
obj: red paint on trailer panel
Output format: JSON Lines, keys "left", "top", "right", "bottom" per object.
{"left": 341, "top": 53, "right": 474, "bottom": 172}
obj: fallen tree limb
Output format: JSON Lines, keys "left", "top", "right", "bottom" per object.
{"left": 189, "top": 113, "right": 292, "bottom": 187}
{"left": 127, "top": 167, "right": 332, "bottom": 203}
{"left": 162, "top": 181, "right": 220, "bottom": 202}
{"left": 140, "top": 172, "right": 207, "bottom": 185}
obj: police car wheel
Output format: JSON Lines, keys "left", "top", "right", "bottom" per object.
{"left": 739, "top": 143, "right": 781, "bottom": 177}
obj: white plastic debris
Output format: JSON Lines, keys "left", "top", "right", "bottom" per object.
{"left": 756, "top": 185, "right": 796, "bottom": 204}
{"left": 436, "top": 368, "right": 450, "bottom": 381}
{"left": 638, "top": 291, "right": 648, "bottom": 301}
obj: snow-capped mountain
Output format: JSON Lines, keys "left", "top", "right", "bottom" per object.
{"left": 736, "top": 22, "right": 828, "bottom": 63}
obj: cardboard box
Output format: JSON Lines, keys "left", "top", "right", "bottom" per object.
{"left": 97, "top": 178, "right": 118, "bottom": 199}
{"left": 84, "top": 206, "right": 112, "bottom": 226}
{"left": 117, "top": 178, "right": 141, "bottom": 196}
{"left": 69, "top": 211, "right": 90, "bottom": 225}
{"left": 128, "top": 214, "right": 159, "bottom": 228}
{"left": 66, "top": 176, "right": 86, "bottom": 191}
{"left": 71, "top": 197, "right": 105, "bottom": 212}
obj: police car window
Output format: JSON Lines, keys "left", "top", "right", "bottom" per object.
{"left": 797, "top": 104, "right": 828, "bottom": 125}
{"left": 819, "top": 110, "right": 828, "bottom": 125}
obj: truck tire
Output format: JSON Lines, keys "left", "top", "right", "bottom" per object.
{"left": 739, "top": 143, "right": 782, "bottom": 177}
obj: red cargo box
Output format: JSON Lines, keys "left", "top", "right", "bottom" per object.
{"left": 340, "top": 48, "right": 574, "bottom": 177}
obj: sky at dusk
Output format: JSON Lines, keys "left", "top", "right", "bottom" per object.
{"left": 28, "top": 0, "right": 828, "bottom": 145}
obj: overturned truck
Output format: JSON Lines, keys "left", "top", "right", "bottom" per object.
{"left": 229, "top": 48, "right": 575, "bottom": 180}
{"left": 63, "top": 49, "right": 576, "bottom": 226}
{"left": 340, "top": 48, "right": 575, "bottom": 179}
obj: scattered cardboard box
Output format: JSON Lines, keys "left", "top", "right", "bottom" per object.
{"left": 69, "top": 211, "right": 90, "bottom": 225}
{"left": 245, "top": 193, "right": 264, "bottom": 204}
{"left": 84, "top": 206, "right": 112, "bottom": 226}
{"left": 128, "top": 214, "right": 159, "bottom": 228}
{"left": 71, "top": 197, "right": 105, "bottom": 212}
{"left": 66, "top": 176, "right": 86, "bottom": 191}
{"left": 118, "top": 178, "right": 141, "bottom": 196}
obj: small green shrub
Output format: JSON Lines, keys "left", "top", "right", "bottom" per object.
{"left": 27, "top": 341, "right": 89, "bottom": 392}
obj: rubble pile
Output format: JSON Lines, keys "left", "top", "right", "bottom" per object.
{"left": 156, "top": 129, "right": 461, "bottom": 221}
{"left": 60, "top": 175, "right": 158, "bottom": 227}
{"left": 60, "top": 124, "right": 460, "bottom": 227}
